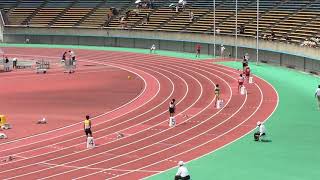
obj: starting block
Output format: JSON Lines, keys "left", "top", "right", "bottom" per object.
{"left": 36, "top": 68, "right": 47, "bottom": 74}
{"left": 117, "top": 132, "right": 124, "bottom": 139}
{"left": 36, "top": 60, "right": 49, "bottom": 74}
{"left": 86, "top": 136, "right": 95, "bottom": 149}
{"left": 2, "top": 156, "right": 14, "bottom": 162}
{"left": 216, "top": 99, "right": 224, "bottom": 109}
{"left": 240, "top": 86, "right": 246, "bottom": 95}
{"left": 0, "top": 133, "right": 7, "bottom": 139}
{"left": 37, "top": 117, "right": 47, "bottom": 124}
{"left": 1, "top": 124, "right": 11, "bottom": 130}
{"left": 249, "top": 77, "right": 253, "bottom": 84}
{"left": 169, "top": 117, "right": 176, "bottom": 127}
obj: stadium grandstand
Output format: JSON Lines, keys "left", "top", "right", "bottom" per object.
{"left": 0, "top": 0, "right": 319, "bottom": 45}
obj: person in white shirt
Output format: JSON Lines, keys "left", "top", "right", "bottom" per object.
{"left": 150, "top": 44, "right": 156, "bottom": 54}
{"left": 220, "top": 45, "right": 225, "bottom": 58}
{"left": 189, "top": 11, "right": 194, "bottom": 22}
{"left": 254, "top": 121, "right": 266, "bottom": 141}
{"left": 175, "top": 161, "right": 190, "bottom": 180}
{"left": 315, "top": 85, "right": 320, "bottom": 110}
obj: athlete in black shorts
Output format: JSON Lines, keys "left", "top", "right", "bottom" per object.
{"left": 84, "top": 115, "right": 92, "bottom": 137}
{"left": 169, "top": 99, "right": 176, "bottom": 117}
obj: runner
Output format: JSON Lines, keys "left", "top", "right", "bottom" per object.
{"left": 238, "top": 74, "right": 245, "bottom": 92}
{"left": 242, "top": 55, "right": 248, "bottom": 71}
{"left": 244, "top": 65, "right": 251, "bottom": 82}
{"left": 169, "top": 99, "right": 176, "bottom": 117}
{"left": 83, "top": 115, "right": 92, "bottom": 138}
{"left": 214, "top": 84, "right": 220, "bottom": 106}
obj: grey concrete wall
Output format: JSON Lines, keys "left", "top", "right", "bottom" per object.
{"left": 2, "top": 26, "right": 320, "bottom": 73}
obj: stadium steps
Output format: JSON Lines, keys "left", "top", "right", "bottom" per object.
{"left": 182, "top": 0, "right": 223, "bottom": 31}
{"left": 130, "top": 0, "right": 170, "bottom": 29}
{"left": 76, "top": 0, "right": 107, "bottom": 27}
{"left": 263, "top": 1, "right": 315, "bottom": 41}
{"left": 80, "top": 7, "right": 111, "bottom": 27}
{"left": 103, "top": 0, "right": 135, "bottom": 28}
{"left": 22, "top": 0, "right": 50, "bottom": 26}
{"left": 7, "top": 7, "right": 37, "bottom": 25}
{"left": 161, "top": 8, "right": 209, "bottom": 32}
{"left": 49, "top": 0, "right": 80, "bottom": 26}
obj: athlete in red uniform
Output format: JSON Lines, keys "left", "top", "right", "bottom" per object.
{"left": 244, "top": 66, "right": 251, "bottom": 81}
{"left": 195, "top": 44, "right": 201, "bottom": 58}
{"left": 238, "top": 74, "right": 245, "bottom": 92}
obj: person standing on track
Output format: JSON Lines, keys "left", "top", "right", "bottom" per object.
{"left": 175, "top": 161, "right": 191, "bottom": 180}
{"left": 242, "top": 55, "right": 248, "bottom": 71}
{"left": 4, "top": 57, "right": 10, "bottom": 72}
{"left": 244, "top": 65, "right": 251, "bottom": 82}
{"left": 169, "top": 99, "right": 176, "bottom": 117}
{"left": 315, "top": 85, "right": 320, "bottom": 110}
{"left": 195, "top": 44, "right": 201, "bottom": 58}
{"left": 84, "top": 115, "right": 92, "bottom": 138}
{"left": 238, "top": 74, "right": 245, "bottom": 92}
{"left": 61, "top": 51, "right": 67, "bottom": 63}
{"left": 215, "top": 84, "right": 220, "bottom": 106}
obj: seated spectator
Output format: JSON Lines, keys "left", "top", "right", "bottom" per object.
{"left": 239, "top": 24, "right": 245, "bottom": 34}
{"left": 182, "top": 0, "right": 187, "bottom": 9}
{"left": 169, "top": 3, "right": 176, "bottom": 11}
{"left": 270, "top": 31, "right": 276, "bottom": 41}
{"left": 283, "top": 34, "right": 291, "bottom": 43}
{"left": 189, "top": 11, "right": 194, "bottom": 22}
{"left": 216, "top": 28, "right": 220, "bottom": 34}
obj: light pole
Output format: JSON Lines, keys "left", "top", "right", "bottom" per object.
{"left": 256, "top": 0, "right": 260, "bottom": 65}
{"left": 235, "top": 0, "right": 238, "bottom": 61}
{"left": 213, "top": 0, "right": 216, "bottom": 58}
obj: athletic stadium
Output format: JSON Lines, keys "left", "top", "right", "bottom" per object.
{"left": 0, "top": 0, "right": 319, "bottom": 179}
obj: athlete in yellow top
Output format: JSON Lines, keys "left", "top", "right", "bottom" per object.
{"left": 215, "top": 84, "right": 220, "bottom": 106}
{"left": 84, "top": 115, "right": 92, "bottom": 137}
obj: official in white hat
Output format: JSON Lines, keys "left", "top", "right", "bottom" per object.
{"left": 175, "top": 161, "right": 190, "bottom": 180}
{"left": 254, "top": 121, "right": 266, "bottom": 141}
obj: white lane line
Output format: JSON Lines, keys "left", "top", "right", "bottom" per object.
{"left": 36, "top": 59, "right": 231, "bottom": 180}
{"left": 71, "top": 59, "right": 242, "bottom": 180}
{"left": 4, "top": 57, "right": 209, "bottom": 179}
{"left": 0, "top": 53, "right": 170, "bottom": 150}
{"left": 0, "top": 61, "right": 168, "bottom": 166}
{"left": 0, "top": 58, "right": 190, "bottom": 176}
{"left": 0, "top": 58, "right": 150, "bottom": 148}
{"left": 142, "top": 63, "right": 279, "bottom": 180}
{"left": 1, "top": 63, "right": 163, "bottom": 163}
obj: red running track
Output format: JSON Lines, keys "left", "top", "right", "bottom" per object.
{"left": 0, "top": 62, "right": 144, "bottom": 141}
{"left": 0, "top": 47, "right": 278, "bottom": 180}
